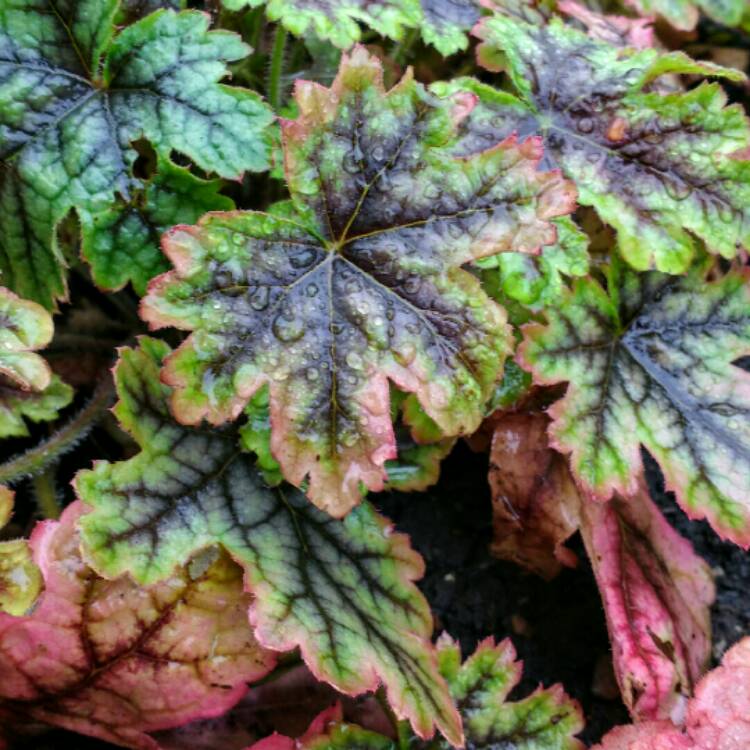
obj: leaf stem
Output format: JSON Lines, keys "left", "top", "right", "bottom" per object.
{"left": 0, "top": 375, "right": 116, "bottom": 486}
{"left": 32, "top": 468, "right": 61, "bottom": 519}
{"left": 268, "top": 25, "right": 287, "bottom": 112}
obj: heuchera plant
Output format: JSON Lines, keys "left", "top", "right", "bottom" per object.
{"left": 1, "top": 0, "right": 750, "bottom": 748}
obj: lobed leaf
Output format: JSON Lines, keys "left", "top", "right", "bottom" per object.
{"left": 579, "top": 485, "right": 715, "bottom": 721}
{"left": 519, "top": 263, "right": 750, "bottom": 546}
{"left": 80, "top": 156, "right": 234, "bottom": 296}
{"left": 595, "top": 637, "right": 750, "bottom": 749}
{"left": 141, "top": 45, "right": 575, "bottom": 516}
{"left": 0, "top": 487, "right": 42, "bottom": 617}
{"left": 624, "top": 0, "right": 747, "bottom": 31}
{"left": 76, "top": 338, "right": 463, "bottom": 745}
{"left": 0, "top": 501, "right": 276, "bottom": 749}
{"left": 247, "top": 637, "right": 584, "bottom": 750}
{"left": 0, "top": 287, "right": 73, "bottom": 437}
{"left": 473, "top": 13, "right": 750, "bottom": 274}
{"left": 0, "top": 3, "right": 273, "bottom": 307}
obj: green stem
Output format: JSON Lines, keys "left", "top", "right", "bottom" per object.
{"left": 32, "top": 468, "right": 60, "bottom": 519}
{"left": 0, "top": 376, "right": 116, "bottom": 486}
{"left": 268, "top": 25, "right": 287, "bottom": 112}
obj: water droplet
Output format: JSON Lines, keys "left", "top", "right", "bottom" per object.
{"left": 290, "top": 248, "right": 317, "bottom": 269}
{"left": 372, "top": 145, "right": 385, "bottom": 162}
{"left": 306, "top": 283, "right": 319, "bottom": 297}
{"left": 305, "top": 367, "right": 319, "bottom": 381}
{"left": 577, "top": 117, "right": 594, "bottom": 134}
{"left": 346, "top": 351, "right": 363, "bottom": 369}
{"left": 250, "top": 286, "right": 270, "bottom": 311}
{"left": 728, "top": 418, "right": 740, "bottom": 431}
{"left": 664, "top": 178, "right": 691, "bottom": 202}
{"left": 272, "top": 312, "right": 305, "bottom": 343}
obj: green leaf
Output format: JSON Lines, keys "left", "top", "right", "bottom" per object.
{"left": 0, "top": 4, "right": 273, "bottom": 307}
{"left": 421, "top": 0, "right": 481, "bottom": 56}
{"left": 76, "top": 337, "right": 463, "bottom": 746}
{"left": 80, "top": 156, "right": 234, "bottom": 295}
{"left": 221, "top": 0, "right": 421, "bottom": 49}
{"left": 0, "top": 286, "right": 73, "bottom": 437}
{"left": 518, "top": 263, "right": 750, "bottom": 546}
{"left": 0, "top": 487, "right": 42, "bottom": 616}
{"left": 141, "top": 46, "right": 575, "bottom": 516}
{"left": 626, "top": 0, "right": 747, "bottom": 30}
{"left": 0, "top": 375, "right": 72, "bottom": 438}
{"left": 473, "top": 13, "right": 750, "bottom": 274}
{"left": 437, "top": 636, "right": 585, "bottom": 750}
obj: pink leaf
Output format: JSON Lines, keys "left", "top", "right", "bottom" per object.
{"left": 0, "top": 502, "right": 276, "bottom": 749}
{"left": 596, "top": 638, "right": 750, "bottom": 750}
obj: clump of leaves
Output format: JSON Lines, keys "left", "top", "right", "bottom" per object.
{"left": 1, "top": 0, "right": 750, "bottom": 748}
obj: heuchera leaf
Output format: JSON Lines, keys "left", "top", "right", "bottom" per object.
{"left": 221, "top": 0, "right": 421, "bottom": 49}
{"left": 473, "top": 13, "right": 750, "bottom": 274}
{"left": 485, "top": 411, "right": 714, "bottom": 720}
{"left": 624, "top": 0, "right": 746, "bottom": 31}
{"left": 0, "top": 3, "right": 274, "bottom": 307}
{"left": 579, "top": 484, "right": 715, "bottom": 721}
{"left": 0, "top": 287, "right": 73, "bottom": 437}
{"left": 519, "top": 263, "right": 750, "bottom": 546}
{"left": 487, "top": 411, "right": 580, "bottom": 580}
{"left": 76, "top": 338, "right": 463, "bottom": 745}
{"left": 0, "top": 487, "right": 42, "bottom": 617}
{"left": 595, "top": 637, "right": 750, "bottom": 750}
{"left": 421, "top": 0, "right": 482, "bottom": 56}
{"left": 141, "top": 45, "right": 576, "bottom": 516}
{"left": 247, "top": 637, "right": 584, "bottom": 750}
{"left": 557, "top": 1, "right": 656, "bottom": 49}
{"left": 80, "top": 156, "right": 234, "bottom": 295}
{"left": 0, "top": 501, "right": 276, "bottom": 750}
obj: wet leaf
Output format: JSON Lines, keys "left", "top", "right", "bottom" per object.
{"left": 579, "top": 485, "right": 715, "bottom": 721}
{"left": 80, "top": 156, "right": 234, "bottom": 296}
{"left": 0, "top": 3, "right": 273, "bottom": 307}
{"left": 141, "top": 46, "right": 575, "bottom": 516}
{"left": 487, "top": 412, "right": 580, "bottom": 580}
{"left": 247, "top": 637, "right": 585, "bottom": 750}
{"left": 519, "top": 263, "right": 750, "bottom": 546}
{"left": 595, "top": 637, "right": 750, "bottom": 749}
{"left": 421, "top": 0, "right": 482, "bottom": 56}
{"left": 0, "top": 501, "right": 276, "bottom": 749}
{"left": 473, "top": 13, "right": 750, "bottom": 274}
{"left": 76, "top": 338, "right": 463, "bottom": 745}
{"left": 0, "top": 487, "right": 42, "bottom": 617}
{"left": 221, "top": 0, "right": 421, "bottom": 48}
{"left": 0, "top": 287, "right": 73, "bottom": 437}
{"left": 624, "top": 0, "right": 747, "bottom": 31}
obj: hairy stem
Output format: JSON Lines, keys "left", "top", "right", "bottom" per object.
{"left": 0, "top": 376, "right": 115, "bottom": 486}
{"left": 267, "top": 25, "right": 287, "bottom": 112}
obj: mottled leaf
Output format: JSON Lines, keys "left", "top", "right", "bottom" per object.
{"left": 141, "top": 46, "right": 575, "bottom": 516}
{"left": 80, "top": 156, "right": 234, "bottom": 295}
{"left": 221, "top": 0, "right": 421, "bottom": 48}
{"left": 625, "top": 0, "right": 746, "bottom": 31}
{"left": 595, "top": 637, "right": 750, "bottom": 750}
{"left": 487, "top": 412, "right": 580, "bottom": 580}
{"left": 0, "top": 501, "right": 276, "bottom": 749}
{"left": 76, "top": 338, "right": 463, "bottom": 745}
{"left": 519, "top": 264, "right": 750, "bottom": 546}
{"left": 473, "top": 13, "right": 750, "bottom": 274}
{"left": 0, "top": 3, "right": 273, "bottom": 307}
{"left": 421, "top": 0, "right": 482, "bottom": 56}
{"left": 557, "top": 1, "right": 655, "bottom": 48}
{"left": 248, "top": 637, "right": 584, "bottom": 750}
{"left": 0, "top": 487, "right": 42, "bottom": 617}
{"left": 0, "top": 374, "right": 73, "bottom": 438}
{"left": 579, "top": 485, "right": 714, "bottom": 721}
{"left": 0, "top": 287, "right": 73, "bottom": 436}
